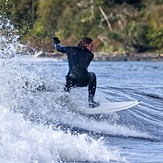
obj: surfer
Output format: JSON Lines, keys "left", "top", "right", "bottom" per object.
{"left": 53, "top": 36, "right": 100, "bottom": 108}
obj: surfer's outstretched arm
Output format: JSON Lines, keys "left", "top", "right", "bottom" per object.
{"left": 53, "top": 37, "right": 68, "bottom": 53}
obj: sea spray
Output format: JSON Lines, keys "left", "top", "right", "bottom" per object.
{"left": 0, "top": 105, "right": 128, "bottom": 162}
{"left": 0, "top": 15, "right": 33, "bottom": 58}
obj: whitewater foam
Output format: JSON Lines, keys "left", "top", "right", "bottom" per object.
{"left": 0, "top": 105, "right": 128, "bottom": 162}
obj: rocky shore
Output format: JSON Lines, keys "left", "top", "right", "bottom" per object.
{"left": 93, "top": 52, "right": 163, "bottom": 61}
{"left": 33, "top": 51, "right": 163, "bottom": 61}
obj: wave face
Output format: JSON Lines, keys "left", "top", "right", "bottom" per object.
{"left": 0, "top": 16, "right": 163, "bottom": 162}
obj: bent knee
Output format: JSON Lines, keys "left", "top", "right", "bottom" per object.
{"left": 89, "top": 72, "right": 96, "bottom": 80}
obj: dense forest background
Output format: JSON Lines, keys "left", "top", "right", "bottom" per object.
{"left": 0, "top": 0, "right": 163, "bottom": 54}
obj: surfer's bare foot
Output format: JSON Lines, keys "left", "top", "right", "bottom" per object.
{"left": 89, "top": 101, "right": 100, "bottom": 108}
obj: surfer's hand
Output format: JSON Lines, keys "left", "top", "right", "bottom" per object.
{"left": 52, "top": 37, "right": 60, "bottom": 44}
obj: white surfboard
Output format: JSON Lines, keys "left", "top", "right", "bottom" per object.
{"left": 78, "top": 100, "right": 140, "bottom": 115}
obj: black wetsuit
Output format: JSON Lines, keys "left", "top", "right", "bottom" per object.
{"left": 55, "top": 44, "right": 97, "bottom": 103}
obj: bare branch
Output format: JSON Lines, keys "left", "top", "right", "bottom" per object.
{"left": 99, "top": 6, "right": 113, "bottom": 31}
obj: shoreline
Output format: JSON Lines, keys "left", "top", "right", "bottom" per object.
{"left": 33, "top": 51, "right": 163, "bottom": 61}
{"left": 93, "top": 52, "right": 163, "bottom": 61}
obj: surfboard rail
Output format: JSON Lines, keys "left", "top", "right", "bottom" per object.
{"left": 78, "top": 100, "right": 140, "bottom": 115}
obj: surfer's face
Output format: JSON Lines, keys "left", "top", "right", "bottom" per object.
{"left": 85, "top": 42, "right": 93, "bottom": 51}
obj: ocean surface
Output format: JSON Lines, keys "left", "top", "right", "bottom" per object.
{"left": 0, "top": 56, "right": 163, "bottom": 163}
{"left": 1, "top": 18, "right": 163, "bottom": 163}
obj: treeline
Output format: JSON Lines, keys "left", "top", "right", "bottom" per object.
{"left": 0, "top": 0, "right": 163, "bottom": 53}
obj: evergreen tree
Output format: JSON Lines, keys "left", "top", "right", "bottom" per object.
{"left": 0, "top": 0, "right": 162, "bottom": 52}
